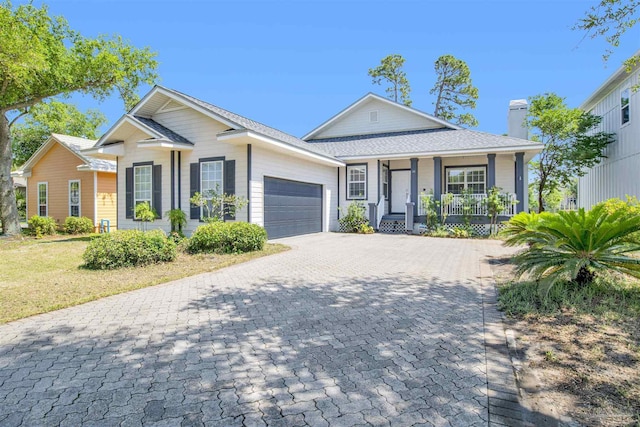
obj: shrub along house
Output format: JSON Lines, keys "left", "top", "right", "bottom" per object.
{"left": 86, "top": 86, "right": 542, "bottom": 239}
{"left": 12, "top": 133, "right": 117, "bottom": 231}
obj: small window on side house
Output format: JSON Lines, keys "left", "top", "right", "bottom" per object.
{"left": 621, "top": 87, "right": 630, "bottom": 125}
{"left": 347, "top": 164, "right": 367, "bottom": 200}
{"left": 38, "top": 182, "right": 48, "bottom": 217}
{"left": 69, "top": 180, "right": 80, "bottom": 217}
{"left": 369, "top": 111, "right": 378, "bottom": 123}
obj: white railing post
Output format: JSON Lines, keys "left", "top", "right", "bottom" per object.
{"left": 376, "top": 196, "right": 385, "bottom": 229}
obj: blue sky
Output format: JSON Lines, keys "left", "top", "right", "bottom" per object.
{"left": 35, "top": 0, "right": 640, "bottom": 138}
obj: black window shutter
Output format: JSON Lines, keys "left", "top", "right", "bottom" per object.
{"left": 125, "top": 167, "right": 133, "bottom": 219}
{"left": 153, "top": 164, "right": 162, "bottom": 218}
{"left": 190, "top": 163, "right": 200, "bottom": 220}
{"left": 224, "top": 160, "right": 236, "bottom": 220}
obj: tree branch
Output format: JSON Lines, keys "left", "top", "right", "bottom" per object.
{"left": 8, "top": 109, "right": 29, "bottom": 129}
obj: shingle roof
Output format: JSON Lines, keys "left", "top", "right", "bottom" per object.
{"left": 159, "top": 86, "right": 336, "bottom": 159}
{"left": 306, "top": 128, "right": 542, "bottom": 158}
{"left": 131, "top": 116, "right": 192, "bottom": 144}
{"left": 52, "top": 133, "right": 116, "bottom": 172}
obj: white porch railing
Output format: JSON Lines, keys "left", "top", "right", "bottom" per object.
{"left": 417, "top": 192, "right": 517, "bottom": 216}
{"left": 417, "top": 193, "right": 433, "bottom": 216}
{"left": 440, "top": 193, "right": 517, "bottom": 217}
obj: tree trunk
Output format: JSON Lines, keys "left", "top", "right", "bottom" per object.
{"left": 537, "top": 170, "right": 546, "bottom": 213}
{"left": 0, "top": 114, "right": 21, "bottom": 236}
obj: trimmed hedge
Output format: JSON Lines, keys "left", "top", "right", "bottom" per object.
{"left": 187, "top": 221, "right": 267, "bottom": 254}
{"left": 83, "top": 229, "right": 176, "bottom": 270}
{"left": 64, "top": 216, "right": 94, "bottom": 234}
{"left": 28, "top": 215, "right": 57, "bottom": 237}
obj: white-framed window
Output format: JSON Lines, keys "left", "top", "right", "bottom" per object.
{"left": 200, "top": 160, "right": 224, "bottom": 218}
{"left": 37, "top": 182, "right": 48, "bottom": 217}
{"left": 69, "top": 180, "right": 81, "bottom": 217}
{"left": 446, "top": 166, "right": 486, "bottom": 194}
{"left": 133, "top": 164, "right": 153, "bottom": 218}
{"left": 347, "top": 164, "right": 367, "bottom": 200}
{"left": 382, "top": 164, "right": 389, "bottom": 199}
{"left": 369, "top": 110, "right": 379, "bottom": 123}
{"left": 621, "top": 87, "right": 630, "bottom": 125}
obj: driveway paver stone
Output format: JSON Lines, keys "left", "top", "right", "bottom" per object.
{"left": 0, "top": 233, "right": 522, "bottom": 426}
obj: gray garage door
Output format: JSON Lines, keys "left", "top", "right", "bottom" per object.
{"left": 264, "top": 177, "right": 322, "bottom": 239}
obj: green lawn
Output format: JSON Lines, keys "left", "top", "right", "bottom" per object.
{"left": 0, "top": 235, "right": 288, "bottom": 324}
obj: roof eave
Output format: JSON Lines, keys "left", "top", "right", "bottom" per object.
{"left": 136, "top": 139, "right": 194, "bottom": 151}
{"left": 335, "top": 144, "right": 544, "bottom": 161}
{"left": 580, "top": 49, "right": 640, "bottom": 110}
{"left": 76, "top": 165, "right": 116, "bottom": 173}
{"left": 218, "top": 130, "right": 344, "bottom": 167}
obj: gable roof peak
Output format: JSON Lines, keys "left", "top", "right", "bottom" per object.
{"left": 302, "top": 93, "right": 461, "bottom": 140}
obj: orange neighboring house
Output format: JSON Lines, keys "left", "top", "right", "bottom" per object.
{"left": 12, "top": 133, "right": 117, "bottom": 231}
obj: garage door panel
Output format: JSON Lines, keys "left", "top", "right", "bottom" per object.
{"left": 264, "top": 177, "right": 322, "bottom": 239}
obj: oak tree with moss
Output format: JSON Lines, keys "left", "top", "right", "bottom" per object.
{"left": 0, "top": 1, "right": 158, "bottom": 235}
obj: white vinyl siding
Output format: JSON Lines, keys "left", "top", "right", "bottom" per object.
{"left": 314, "top": 98, "right": 445, "bottom": 139}
{"left": 133, "top": 165, "right": 152, "bottom": 217}
{"left": 346, "top": 164, "right": 367, "bottom": 200}
{"left": 37, "top": 182, "right": 48, "bottom": 217}
{"left": 69, "top": 180, "right": 80, "bottom": 217}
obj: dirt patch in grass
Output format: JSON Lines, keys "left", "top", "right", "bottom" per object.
{"left": 489, "top": 256, "right": 640, "bottom": 427}
{"left": 0, "top": 235, "right": 288, "bottom": 324}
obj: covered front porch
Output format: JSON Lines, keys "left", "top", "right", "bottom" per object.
{"left": 339, "top": 152, "right": 531, "bottom": 234}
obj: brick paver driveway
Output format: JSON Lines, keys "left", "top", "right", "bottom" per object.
{"left": 0, "top": 233, "right": 518, "bottom": 426}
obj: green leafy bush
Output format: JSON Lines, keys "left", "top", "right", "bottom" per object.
{"left": 426, "top": 226, "right": 450, "bottom": 238}
{"left": 356, "top": 223, "right": 375, "bottom": 234}
{"left": 28, "top": 215, "right": 57, "bottom": 237}
{"left": 339, "top": 201, "right": 371, "bottom": 233}
{"left": 506, "top": 205, "right": 640, "bottom": 295}
{"left": 64, "top": 216, "right": 94, "bottom": 234}
{"left": 450, "top": 226, "right": 471, "bottom": 238}
{"left": 83, "top": 229, "right": 176, "bottom": 270}
{"left": 187, "top": 222, "right": 267, "bottom": 254}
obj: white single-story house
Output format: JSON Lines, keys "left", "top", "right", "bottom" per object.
{"left": 86, "top": 86, "right": 543, "bottom": 238}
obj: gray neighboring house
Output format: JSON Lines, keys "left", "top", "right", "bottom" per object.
{"left": 86, "top": 87, "right": 542, "bottom": 239}
{"left": 578, "top": 58, "right": 640, "bottom": 208}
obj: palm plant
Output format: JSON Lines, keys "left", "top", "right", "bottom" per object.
{"left": 166, "top": 208, "right": 187, "bottom": 234}
{"left": 501, "top": 211, "right": 554, "bottom": 247}
{"left": 510, "top": 205, "right": 640, "bottom": 295}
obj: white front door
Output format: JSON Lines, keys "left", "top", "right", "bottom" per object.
{"left": 391, "top": 170, "right": 411, "bottom": 213}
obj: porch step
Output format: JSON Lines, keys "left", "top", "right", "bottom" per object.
{"left": 378, "top": 218, "right": 406, "bottom": 234}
